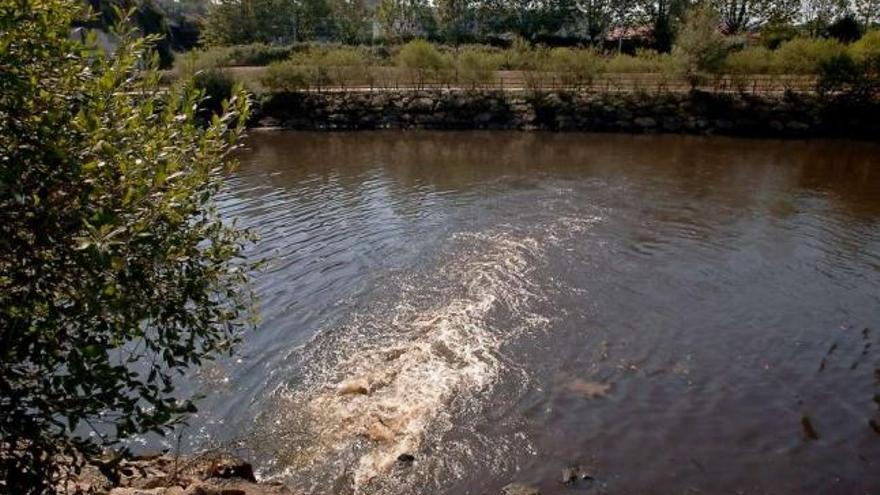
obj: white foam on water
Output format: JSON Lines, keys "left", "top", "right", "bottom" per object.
{"left": 253, "top": 217, "right": 600, "bottom": 494}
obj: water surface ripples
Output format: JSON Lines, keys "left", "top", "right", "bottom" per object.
{"left": 176, "top": 132, "right": 880, "bottom": 495}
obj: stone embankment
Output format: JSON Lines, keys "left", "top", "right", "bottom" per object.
{"left": 69, "top": 452, "right": 557, "bottom": 495}
{"left": 253, "top": 89, "right": 880, "bottom": 139}
{"left": 67, "top": 453, "right": 289, "bottom": 495}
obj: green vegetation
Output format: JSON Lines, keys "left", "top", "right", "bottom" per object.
{"left": 547, "top": 47, "right": 605, "bottom": 88}
{"left": 456, "top": 47, "right": 501, "bottom": 87}
{"left": 0, "top": 1, "right": 253, "bottom": 493}
{"left": 73, "top": 0, "right": 880, "bottom": 76}
{"left": 196, "top": 27, "right": 880, "bottom": 96}
{"left": 605, "top": 49, "right": 677, "bottom": 73}
{"left": 724, "top": 46, "right": 775, "bottom": 74}
{"left": 673, "top": 5, "right": 730, "bottom": 86}
{"left": 196, "top": 0, "right": 879, "bottom": 50}
{"left": 396, "top": 39, "right": 453, "bottom": 87}
{"left": 774, "top": 37, "right": 846, "bottom": 73}
{"left": 852, "top": 28, "right": 880, "bottom": 62}
{"left": 816, "top": 28, "right": 880, "bottom": 94}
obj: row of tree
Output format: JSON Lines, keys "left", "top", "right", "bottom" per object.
{"left": 202, "top": 0, "right": 880, "bottom": 48}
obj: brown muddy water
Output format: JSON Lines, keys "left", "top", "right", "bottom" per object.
{"left": 174, "top": 132, "right": 880, "bottom": 494}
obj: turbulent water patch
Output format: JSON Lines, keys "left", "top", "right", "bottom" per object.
{"left": 246, "top": 218, "right": 598, "bottom": 494}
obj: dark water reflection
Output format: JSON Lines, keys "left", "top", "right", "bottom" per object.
{"left": 187, "top": 132, "right": 880, "bottom": 495}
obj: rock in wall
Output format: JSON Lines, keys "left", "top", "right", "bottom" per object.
{"left": 253, "top": 90, "right": 880, "bottom": 139}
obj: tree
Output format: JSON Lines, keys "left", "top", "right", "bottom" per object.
{"left": 826, "top": 13, "right": 863, "bottom": 41}
{"left": 574, "top": 0, "right": 614, "bottom": 45}
{"left": 673, "top": 4, "right": 729, "bottom": 85}
{"left": 437, "top": 0, "right": 475, "bottom": 43}
{"left": 640, "top": 0, "right": 691, "bottom": 52}
{"left": 707, "top": 0, "right": 799, "bottom": 33}
{"left": 376, "top": 0, "right": 433, "bottom": 41}
{"left": 82, "top": 0, "right": 177, "bottom": 67}
{"left": 133, "top": 0, "right": 175, "bottom": 67}
{"left": 0, "top": 1, "right": 253, "bottom": 493}
{"left": 292, "top": 0, "right": 334, "bottom": 41}
{"left": 802, "top": 0, "right": 849, "bottom": 36}
{"left": 474, "top": 0, "right": 560, "bottom": 40}
{"left": 854, "top": 0, "right": 880, "bottom": 30}
{"left": 329, "top": 0, "right": 373, "bottom": 44}
{"left": 609, "top": 0, "right": 638, "bottom": 52}
{"left": 155, "top": 0, "right": 208, "bottom": 50}
{"left": 203, "top": 0, "right": 335, "bottom": 44}
{"left": 202, "top": 0, "right": 295, "bottom": 44}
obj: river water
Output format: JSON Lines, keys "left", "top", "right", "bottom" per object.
{"left": 181, "top": 131, "right": 880, "bottom": 494}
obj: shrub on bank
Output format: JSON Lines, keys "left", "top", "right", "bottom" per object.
{"left": 673, "top": 5, "right": 730, "bottom": 86}
{"left": 724, "top": 46, "right": 774, "bottom": 74}
{"left": 492, "top": 36, "right": 547, "bottom": 72}
{"left": 225, "top": 43, "right": 295, "bottom": 66}
{"left": 774, "top": 37, "right": 846, "bottom": 74}
{"left": 174, "top": 48, "right": 231, "bottom": 78}
{"left": 456, "top": 47, "right": 500, "bottom": 87}
{"left": 310, "top": 48, "right": 373, "bottom": 88}
{"left": 174, "top": 50, "right": 237, "bottom": 114}
{"left": 193, "top": 68, "right": 237, "bottom": 114}
{"left": 397, "top": 39, "right": 454, "bottom": 87}
{"left": 548, "top": 47, "right": 604, "bottom": 88}
{"left": 262, "top": 61, "right": 326, "bottom": 91}
{"left": 816, "top": 53, "right": 864, "bottom": 95}
{"left": 205, "top": 32, "right": 880, "bottom": 94}
{"left": 851, "top": 30, "right": 880, "bottom": 66}
{"left": 260, "top": 47, "right": 375, "bottom": 90}
{"left": 605, "top": 49, "right": 678, "bottom": 73}
{"left": 174, "top": 43, "right": 293, "bottom": 71}
{"left": 818, "top": 30, "right": 880, "bottom": 97}
{"left": 724, "top": 45, "right": 776, "bottom": 92}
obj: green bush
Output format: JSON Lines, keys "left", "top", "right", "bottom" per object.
{"left": 548, "top": 47, "right": 604, "bottom": 88}
{"left": 397, "top": 39, "right": 446, "bottom": 70}
{"left": 320, "top": 48, "right": 373, "bottom": 87}
{"left": 396, "top": 39, "right": 453, "bottom": 87}
{"left": 826, "top": 15, "right": 863, "bottom": 43}
{"left": 225, "top": 42, "right": 295, "bottom": 66}
{"left": 262, "top": 60, "right": 326, "bottom": 91}
{"left": 279, "top": 47, "right": 374, "bottom": 88}
{"left": 673, "top": 5, "right": 730, "bottom": 86}
{"left": 774, "top": 37, "right": 846, "bottom": 74}
{"left": 850, "top": 30, "right": 880, "bottom": 65}
{"left": 760, "top": 23, "right": 799, "bottom": 49}
{"left": 0, "top": 2, "right": 253, "bottom": 493}
{"left": 724, "top": 46, "right": 774, "bottom": 74}
{"left": 193, "top": 68, "right": 237, "bottom": 115}
{"left": 174, "top": 47, "right": 232, "bottom": 78}
{"left": 844, "top": 30, "right": 880, "bottom": 97}
{"left": 456, "top": 47, "right": 500, "bottom": 87}
{"left": 497, "top": 36, "right": 544, "bottom": 71}
{"left": 816, "top": 52, "right": 864, "bottom": 95}
{"left": 173, "top": 49, "right": 237, "bottom": 114}
{"left": 606, "top": 49, "right": 677, "bottom": 73}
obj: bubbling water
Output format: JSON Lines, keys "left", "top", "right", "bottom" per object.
{"left": 250, "top": 218, "right": 600, "bottom": 494}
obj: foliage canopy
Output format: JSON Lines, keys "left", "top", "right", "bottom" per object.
{"left": 0, "top": 1, "right": 254, "bottom": 492}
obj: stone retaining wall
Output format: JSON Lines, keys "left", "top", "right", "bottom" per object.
{"left": 253, "top": 90, "right": 880, "bottom": 139}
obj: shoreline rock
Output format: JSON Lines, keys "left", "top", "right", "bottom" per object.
{"left": 251, "top": 89, "right": 880, "bottom": 140}
{"left": 68, "top": 452, "right": 292, "bottom": 495}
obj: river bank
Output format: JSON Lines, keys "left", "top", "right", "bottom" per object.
{"left": 67, "top": 453, "right": 290, "bottom": 495}
{"left": 250, "top": 89, "right": 880, "bottom": 139}
{"left": 71, "top": 452, "right": 546, "bottom": 495}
